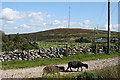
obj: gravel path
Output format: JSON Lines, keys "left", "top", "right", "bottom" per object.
{"left": 1, "top": 57, "right": 119, "bottom": 78}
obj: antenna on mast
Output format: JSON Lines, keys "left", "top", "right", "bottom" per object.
{"left": 68, "top": 6, "right": 70, "bottom": 28}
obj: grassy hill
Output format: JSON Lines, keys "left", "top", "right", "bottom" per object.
{"left": 5, "top": 28, "right": 118, "bottom": 42}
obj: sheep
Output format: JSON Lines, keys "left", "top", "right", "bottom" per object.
{"left": 66, "top": 61, "right": 88, "bottom": 72}
{"left": 58, "top": 66, "right": 65, "bottom": 72}
{"left": 42, "top": 65, "right": 60, "bottom": 77}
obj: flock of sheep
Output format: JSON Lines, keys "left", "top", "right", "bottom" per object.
{"left": 42, "top": 61, "right": 88, "bottom": 77}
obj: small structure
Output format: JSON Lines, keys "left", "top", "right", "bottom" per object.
{"left": 111, "top": 38, "right": 119, "bottom": 43}
{"left": 118, "top": 40, "right": 120, "bottom": 42}
{"left": 95, "top": 38, "right": 107, "bottom": 43}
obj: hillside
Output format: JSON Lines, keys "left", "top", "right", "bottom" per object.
{"left": 5, "top": 28, "right": 118, "bottom": 42}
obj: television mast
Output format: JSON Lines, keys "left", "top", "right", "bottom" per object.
{"left": 68, "top": 6, "right": 70, "bottom": 28}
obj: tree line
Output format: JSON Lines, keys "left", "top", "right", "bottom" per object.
{"left": 2, "top": 33, "right": 39, "bottom": 51}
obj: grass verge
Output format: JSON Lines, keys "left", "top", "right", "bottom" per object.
{"left": 52, "top": 65, "right": 120, "bottom": 79}
{"left": 42, "top": 65, "right": 119, "bottom": 79}
{"left": 2, "top": 52, "right": 119, "bottom": 70}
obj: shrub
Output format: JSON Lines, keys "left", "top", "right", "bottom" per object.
{"left": 77, "top": 71, "right": 95, "bottom": 80}
{"left": 76, "top": 65, "right": 119, "bottom": 80}
{"left": 75, "top": 37, "right": 91, "bottom": 43}
{"left": 2, "top": 34, "right": 39, "bottom": 51}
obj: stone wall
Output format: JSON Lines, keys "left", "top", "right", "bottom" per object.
{"left": 0, "top": 46, "right": 119, "bottom": 62}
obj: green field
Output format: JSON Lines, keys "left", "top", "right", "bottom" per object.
{"left": 2, "top": 52, "right": 119, "bottom": 70}
{"left": 37, "top": 42, "right": 117, "bottom": 49}
{"left": 37, "top": 42, "right": 92, "bottom": 49}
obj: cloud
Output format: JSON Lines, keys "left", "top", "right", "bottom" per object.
{"left": 53, "top": 20, "right": 61, "bottom": 25}
{"left": 105, "top": 24, "right": 119, "bottom": 31}
{"left": 83, "top": 20, "right": 90, "bottom": 25}
{"left": 57, "top": 26, "right": 65, "bottom": 28}
{"left": 12, "top": 24, "right": 35, "bottom": 34}
{"left": 43, "top": 22, "right": 47, "bottom": 26}
{"left": 50, "top": 19, "right": 92, "bottom": 29}
{"left": 1, "top": 8, "right": 118, "bottom": 34}
{"left": 14, "top": 27, "right": 18, "bottom": 30}
{"left": 6, "top": 21, "right": 15, "bottom": 24}
{"left": 26, "top": 12, "right": 54, "bottom": 27}
{"left": 27, "top": 12, "right": 46, "bottom": 26}
{"left": 0, "top": 8, "right": 52, "bottom": 27}
{"left": 47, "top": 14, "right": 52, "bottom": 20}
{"left": 44, "top": 19, "right": 67, "bottom": 27}
{"left": 1, "top": 8, "right": 92, "bottom": 29}
{"left": 14, "top": 24, "right": 30, "bottom": 31}
{"left": 112, "top": 24, "right": 118, "bottom": 29}
{"left": 0, "top": 8, "right": 25, "bottom": 21}
{"left": 20, "top": 24, "right": 30, "bottom": 29}
{"left": 70, "top": 22, "right": 83, "bottom": 27}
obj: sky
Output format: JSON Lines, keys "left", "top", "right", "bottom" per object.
{"left": 0, "top": 2, "right": 119, "bottom": 34}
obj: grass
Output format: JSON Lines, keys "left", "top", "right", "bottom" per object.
{"left": 2, "top": 52, "right": 119, "bottom": 70}
{"left": 43, "top": 65, "right": 120, "bottom": 79}
{"left": 37, "top": 42, "right": 116, "bottom": 49}
{"left": 37, "top": 42, "right": 92, "bottom": 49}
{"left": 67, "top": 65, "right": 120, "bottom": 79}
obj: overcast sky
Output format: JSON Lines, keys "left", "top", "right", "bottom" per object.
{"left": 0, "top": 2, "right": 118, "bottom": 34}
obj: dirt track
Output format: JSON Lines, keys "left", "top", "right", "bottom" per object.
{"left": 1, "top": 57, "right": 119, "bottom": 78}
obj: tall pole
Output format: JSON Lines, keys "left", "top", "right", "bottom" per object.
{"left": 118, "top": 2, "right": 120, "bottom": 53}
{"left": 108, "top": 0, "right": 110, "bottom": 54}
{"left": 68, "top": 6, "right": 71, "bottom": 46}
{"left": 68, "top": 6, "right": 70, "bottom": 28}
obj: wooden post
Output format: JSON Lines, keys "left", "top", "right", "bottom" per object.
{"left": 118, "top": 2, "right": 120, "bottom": 53}
{"left": 107, "top": 0, "right": 110, "bottom": 54}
